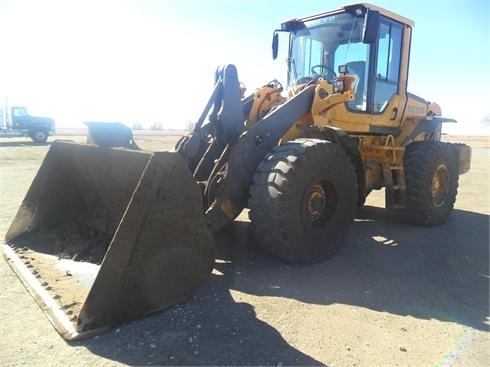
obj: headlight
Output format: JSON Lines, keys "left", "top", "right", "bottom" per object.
{"left": 333, "top": 79, "right": 345, "bottom": 93}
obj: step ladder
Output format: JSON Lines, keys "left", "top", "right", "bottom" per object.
{"left": 383, "top": 164, "right": 406, "bottom": 210}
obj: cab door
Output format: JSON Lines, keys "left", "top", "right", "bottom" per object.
{"left": 369, "top": 18, "right": 405, "bottom": 118}
{"left": 328, "top": 15, "right": 408, "bottom": 133}
{"left": 11, "top": 106, "right": 30, "bottom": 130}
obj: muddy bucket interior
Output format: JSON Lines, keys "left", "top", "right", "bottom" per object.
{"left": 3, "top": 141, "right": 215, "bottom": 340}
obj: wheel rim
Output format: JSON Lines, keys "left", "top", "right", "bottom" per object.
{"left": 431, "top": 164, "right": 450, "bottom": 208}
{"left": 304, "top": 180, "right": 337, "bottom": 230}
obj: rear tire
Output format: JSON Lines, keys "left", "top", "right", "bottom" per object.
{"left": 398, "top": 141, "right": 459, "bottom": 226}
{"left": 30, "top": 130, "right": 48, "bottom": 143}
{"left": 249, "top": 139, "right": 357, "bottom": 264}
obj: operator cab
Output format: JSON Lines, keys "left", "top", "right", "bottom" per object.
{"left": 273, "top": 3, "right": 413, "bottom": 118}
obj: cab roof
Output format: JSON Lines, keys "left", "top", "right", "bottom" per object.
{"left": 346, "top": 3, "right": 415, "bottom": 27}
{"left": 297, "top": 3, "right": 415, "bottom": 28}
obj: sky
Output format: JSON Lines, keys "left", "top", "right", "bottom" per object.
{"left": 0, "top": 0, "right": 489, "bottom": 134}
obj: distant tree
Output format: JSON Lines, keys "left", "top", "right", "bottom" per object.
{"left": 150, "top": 121, "right": 163, "bottom": 130}
{"left": 185, "top": 120, "right": 195, "bottom": 131}
{"left": 132, "top": 122, "right": 144, "bottom": 130}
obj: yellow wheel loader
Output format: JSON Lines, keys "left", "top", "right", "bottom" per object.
{"left": 2, "top": 3, "right": 471, "bottom": 340}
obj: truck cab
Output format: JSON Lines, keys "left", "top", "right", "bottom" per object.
{"left": 1, "top": 104, "right": 55, "bottom": 143}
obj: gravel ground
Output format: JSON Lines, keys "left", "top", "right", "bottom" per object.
{"left": 0, "top": 133, "right": 488, "bottom": 366}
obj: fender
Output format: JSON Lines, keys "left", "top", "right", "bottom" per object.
{"left": 401, "top": 117, "right": 456, "bottom": 146}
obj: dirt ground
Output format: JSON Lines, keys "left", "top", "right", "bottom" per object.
{"left": 0, "top": 131, "right": 488, "bottom": 366}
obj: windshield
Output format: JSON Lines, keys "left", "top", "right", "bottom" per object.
{"left": 288, "top": 12, "right": 369, "bottom": 87}
{"left": 12, "top": 107, "right": 28, "bottom": 117}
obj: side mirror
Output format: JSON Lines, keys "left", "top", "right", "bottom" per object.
{"left": 272, "top": 32, "right": 279, "bottom": 60}
{"left": 362, "top": 10, "right": 379, "bottom": 44}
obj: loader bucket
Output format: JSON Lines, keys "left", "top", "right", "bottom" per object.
{"left": 2, "top": 141, "right": 215, "bottom": 340}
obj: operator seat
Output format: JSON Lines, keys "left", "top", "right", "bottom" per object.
{"left": 346, "top": 61, "right": 366, "bottom": 108}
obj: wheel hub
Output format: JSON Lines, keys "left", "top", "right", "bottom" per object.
{"left": 431, "top": 164, "right": 450, "bottom": 208}
{"left": 307, "top": 183, "right": 327, "bottom": 222}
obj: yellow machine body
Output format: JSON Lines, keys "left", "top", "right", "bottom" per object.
{"left": 2, "top": 3, "right": 471, "bottom": 340}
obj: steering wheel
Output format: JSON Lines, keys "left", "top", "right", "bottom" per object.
{"left": 311, "top": 64, "right": 337, "bottom": 83}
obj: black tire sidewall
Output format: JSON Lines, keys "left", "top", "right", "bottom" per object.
{"left": 290, "top": 154, "right": 356, "bottom": 254}
{"left": 250, "top": 140, "right": 357, "bottom": 263}
{"left": 404, "top": 142, "right": 459, "bottom": 225}
{"left": 30, "top": 130, "right": 48, "bottom": 143}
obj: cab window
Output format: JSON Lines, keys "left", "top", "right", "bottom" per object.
{"left": 334, "top": 42, "right": 370, "bottom": 112}
{"left": 12, "top": 107, "right": 28, "bottom": 117}
{"left": 373, "top": 19, "right": 403, "bottom": 112}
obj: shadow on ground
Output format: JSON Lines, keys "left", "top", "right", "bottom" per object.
{"left": 77, "top": 263, "right": 322, "bottom": 365}
{"left": 78, "top": 206, "right": 489, "bottom": 365}
{"left": 218, "top": 207, "right": 489, "bottom": 332}
{"left": 0, "top": 140, "right": 52, "bottom": 147}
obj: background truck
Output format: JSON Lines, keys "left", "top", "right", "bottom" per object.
{"left": 0, "top": 97, "right": 55, "bottom": 143}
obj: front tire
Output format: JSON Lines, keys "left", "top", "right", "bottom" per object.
{"left": 398, "top": 141, "right": 459, "bottom": 226}
{"left": 249, "top": 139, "right": 357, "bottom": 264}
